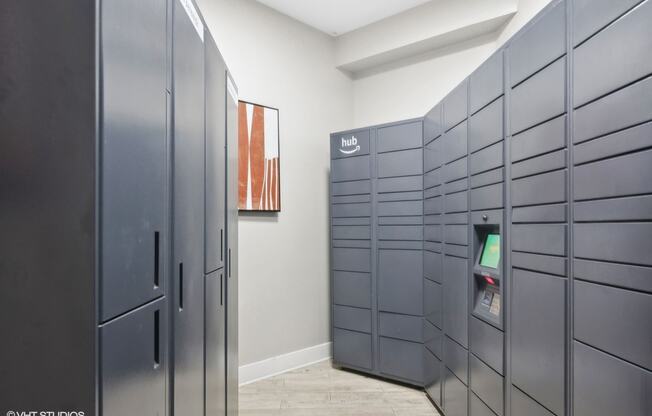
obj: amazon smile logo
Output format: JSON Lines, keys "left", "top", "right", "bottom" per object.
{"left": 339, "top": 136, "right": 360, "bottom": 155}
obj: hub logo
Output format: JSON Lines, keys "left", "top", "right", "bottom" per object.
{"left": 339, "top": 135, "right": 361, "bottom": 155}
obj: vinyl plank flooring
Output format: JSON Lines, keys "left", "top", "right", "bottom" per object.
{"left": 239, "top": 360, "right": 440, "bottom": 415}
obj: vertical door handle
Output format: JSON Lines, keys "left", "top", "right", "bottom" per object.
{"left": 220, "top": 272, "right": 224, "bottom": 306}
{"left": 228, "top": 249, "right": 232, "bottom": 278}
{"left": 220, "top": 228, "right": 224, "bottom": 262}
{"left": 154, "top": 310, "right": 160, "bottom": 368}
{"left": 154, "top": 232, "right": 160, "bottom": 288}
{"left": 179, "top": 263, "right": 184, "bottom": 310}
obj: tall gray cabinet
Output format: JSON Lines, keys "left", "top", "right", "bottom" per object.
{"left": 331, "top": 119, "right": 435, "bottom": 387}
{"left": 0, "top": 0, "right": 239, "bottom": 415}
{"left": 331, "top": 1, "right": 651, "bottom": 416}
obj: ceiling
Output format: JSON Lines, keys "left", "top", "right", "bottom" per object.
{"left": 255, "top": 0, "right": 434, "bottom": 36}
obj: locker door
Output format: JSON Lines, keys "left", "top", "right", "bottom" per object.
{"left": 225, "top": 71, "right": 240, "bottom": 416}
{"left": 101, "top": 298, "right": 167, "bottom": 416}
{"left": 173, "top": 0, "right": 206, "bottom": 415}
{"left": 206, "top": 270, "right": 226, "bottom": 415}
{"left": 205, "top": 32, "right": 227, "bottom": 274}
{"left": 101, "top": 0, "right": 167, "bottom": 321}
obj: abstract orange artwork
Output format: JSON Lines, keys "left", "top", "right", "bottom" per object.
{"left": 238, "top": 101, "right": 281, "bottom": 211}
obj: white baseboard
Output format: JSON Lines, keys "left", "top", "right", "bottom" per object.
{"left": 239, "top": 342, "right": 332, "bottom": 386}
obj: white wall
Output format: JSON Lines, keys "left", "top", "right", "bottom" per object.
{"left": 351, "top": 0, "right": 553, "bottom": 127}
{"left": 196, "top": 0, "right": 353, "bottom": 367}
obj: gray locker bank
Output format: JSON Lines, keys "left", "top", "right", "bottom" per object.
{"left": 0, "top": 0, "right": 239, "bottom": 415}
{"left": 331, "top": 0, "right": 652, "bottom": 415}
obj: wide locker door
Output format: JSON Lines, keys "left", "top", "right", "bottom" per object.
{"left": 101, "top": 299, "right": 167, "bottom": 416}
{"left": 206, "top": 270, "right": 226, "bottom": 415}
{"left": 101, "top": 0, "right": 167, "bottom": 321}
{"left": 205, "top": 32, "right": 227, "bottom": 274}
{"left": 225, "top": 71, "right": 240, "bottom": 416}
{"left": 173, "top": 0, "right": 206, "bottom": 415}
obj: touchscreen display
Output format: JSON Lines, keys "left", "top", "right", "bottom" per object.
{"left": 480, "top": 234, "right": 500, "bottom": 269}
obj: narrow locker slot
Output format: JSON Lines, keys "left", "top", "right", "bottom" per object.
{"left": 179, "top": 263, "right": 184, "bottom": 310}
{"left": 154, "top": 231, "right": 160, "bottom": 288}
{"left": 154, "top": 310, "right": 160, "bottom": 366}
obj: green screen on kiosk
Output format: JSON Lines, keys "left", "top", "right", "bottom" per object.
{"left": 480, "top": 234, "right": 500, "bottom": 269}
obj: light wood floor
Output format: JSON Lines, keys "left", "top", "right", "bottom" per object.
{"left": 239, "top": 360, "right": 441, "bottom": 415}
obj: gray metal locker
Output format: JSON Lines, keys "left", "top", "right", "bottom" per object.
{"left": 101, "top": 299, "right": 167, "bottom": 416}
{"left": 225, "top": 70, "right": 240, "bottom": 416}
{"left": 205, "top": 32, "right": 227, "bottom": 274}
{"left": 101, "top": 0, "right": 168, "bottom": 323}
{"left": 0, "top": 0, "right": 240, "bottom": 414}
{"left": 206, "top": 269, "right": 226, "bottom": 416}
{"left": 172, "top": 0, "right": 206, "bottom": 413}
{"left": 511, "top": 270, "right": 566, "bottom": 416}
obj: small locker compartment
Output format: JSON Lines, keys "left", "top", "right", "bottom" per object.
{"left": 471, "top": 392, "right": 498, "bottom": 416}
{"left": 444, "top": 157, "right": 468, "bottom": 184}
{"left": 101, "top": 0, "right": 168, "bottom": 322}
{"left": 470, "top": 141, "right": 503, "bottom": 176}
{"left": 443, "top": 122, "right": 468, "bottom": 163}
{"left": 574, "top": 280, "right": 652, "bottom": 370}
{"left": 379, "top": 312, "right": 423, "bottom": 343}
{"left": 469, "top": 51, "right": 504, "bottom": 116}
{"left": 572, "top": 0, "right": 643, "bottom": 46}
{"left": 511, "top": 115, "right": 566, "bottom": 163}
{"left": 333, "top": 328, "right": 372, "bottom": 371}
{"left": 377, "top": 120, "right": 423, "bottom": 153}
{"left": 425, "top": 279, "right": 443, "bottom": 329}
{"left": 378, "top": 249, "right": 423, "bottom": 316}
{"left": 101, "top": 298, "right": 167, "bottom": 416}
{"left": 377, "top": 149, "right": 423, "bottom": 178}
{"left": 573, "top": 0, "right": 652, "bottom": 107}
{"left": 470, "top": 317, "right": 504, "bottom": 375}
{"left": 443, "top": 369, "right": 469, "bottom": 416}
{"left": 512, "top": 169, "right": 567, "bottom": 207}
{"left": 444, "top": 81, "right": 468, "bottom": 131}
{"left": 469, "top": 98, "right": 504, "bottom": 155}
{"left": 425, "top": 104, "right": 443, "bottom": 142}
{"left": 512, "top": 224, "right": 567, "bottom": 257}
{"left": 331, "top": 156, "right": 371, "bottom": 182}
{"left": 444, "top": 336, "right": 469, "bottom": 385}
{"left": 426, "top": 351, "right": 443, "bottom": 406}
{"left": 573, "top": 76, "right": 652, "bottom": 144}
{"left": 574, "top": 222, "right": 652, "bottom": 267}
{"left": 445, "top": 191, "right": 469, "bottom": 214}
{"left": 333, "top": 271, "right": 371, "bottom": 309}
{"left": 574, "top": 340, "right": 652, "bottom": 416}
{"left": 509, "top": 0, "right": 566, "bottom": 87}
{"left": 443, "top": 255, "right": 469, "bottom": 347}
{"left": 424, "top": 250, "right": 443, "bottom": 283}
{"left": 470, "top": 354, "right": 504, "bottom": 416}
{"left": 511, "top": 386, "right": 556, "bottom": 416}
{"left": 332, "top": 248, "right": 371, "bottom": 273}
{"left": 425, "top": 319, "right": 444, "bottom": 359}
{"left": 379, "top": 337, "right": 425, "bottom": 385}
{"left": 512, "top": 269, "right": 566, "bottom": 416}
{"left": 574, "top": 150, "right": 652, "bottom": 201}
{"left": 333, "top": 305, "right": 371, "bottom": 334}
{"left": 510, "top": 57, "right": 566, "bottom": 135}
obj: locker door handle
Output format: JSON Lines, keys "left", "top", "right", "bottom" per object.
{"left": 220, "top": 272, "right": 224, "bottom": 306}
{"left": 154, "top": 310, "right": 160, "bottom": 368}
{"left": 220, "top": 228, "right": 224, "bottom": 262}
{"left": 178, "top": 263, "right": 184, "bottom": 310}
{"left": 228, "top": 249, "right": 231, "bottom": 278}
{"left": 154, "top": 231, "right": 160, "bottom": 288}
